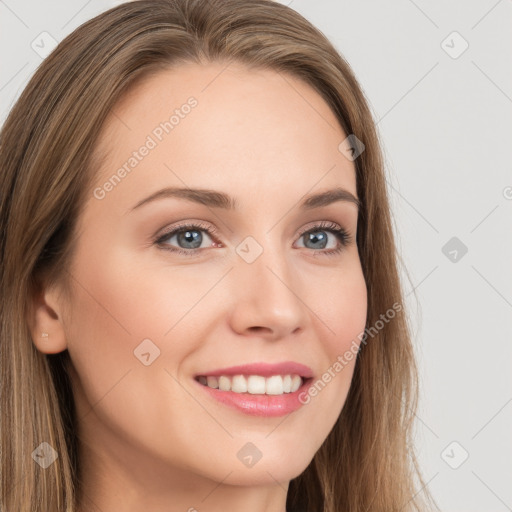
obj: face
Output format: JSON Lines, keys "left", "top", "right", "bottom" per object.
{"left": 35, "top": 61, "right": 367, "bottom": 503}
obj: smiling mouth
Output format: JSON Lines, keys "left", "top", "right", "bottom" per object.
{"left": 195, "top": 374, "right": 312, "bottom": 396}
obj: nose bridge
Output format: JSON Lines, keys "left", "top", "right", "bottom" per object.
{"left": 229, "top": 235, "right": 307, "bottom": 337}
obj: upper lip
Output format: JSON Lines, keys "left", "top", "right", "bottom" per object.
{"left": 195, "top": 361, "right": 314, "bottom": 379}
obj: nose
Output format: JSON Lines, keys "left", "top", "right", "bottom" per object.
{"left": 228, "top": 243, "right": 309, "bottom": 340}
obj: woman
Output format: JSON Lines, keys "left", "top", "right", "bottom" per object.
{"left": 0, "top": 0, "right": 435, "bottom": 510}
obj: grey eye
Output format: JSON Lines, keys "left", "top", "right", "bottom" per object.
{"left": 161, "top": 228, "right": 214, "bottom": 250}
{"left": 176, "top": 229, "right": 203, "bottom": 249}
{"left": 302, "top": 231, "right": 329, "bottom": 249}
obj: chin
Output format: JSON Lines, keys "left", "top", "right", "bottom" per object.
{"left": 217, "top": 452, "right": 315, "bottom": 487}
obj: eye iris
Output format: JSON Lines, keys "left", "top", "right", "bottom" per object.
{"left": 178, "top": 230, "right": 202, "bottom": 249}
{"left": 304, "top": 231, "right": 327, "bottom": 249}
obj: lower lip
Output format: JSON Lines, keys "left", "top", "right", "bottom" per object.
{"left": 195, "top": 378, "right": 313, "bottom": 417}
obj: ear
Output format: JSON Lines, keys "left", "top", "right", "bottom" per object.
{"left": 26, "top": 276, "right": 68, "bottom": 354}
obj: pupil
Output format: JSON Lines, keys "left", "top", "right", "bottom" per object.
{"left": 178, "top": 230, "right": 202, "bottom": 249}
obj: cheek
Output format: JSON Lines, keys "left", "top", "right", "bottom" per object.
{"left": 66, "top": 242, "right": 215, "bottom": 343}
{"left": 296, "top": 259, "right": 367, "bottom": 422}
{"left": 310, "top": 255, "right": 368, "bottom": 355}
{"left": 63, "top": 243, "right": 231, "bottom": 415}
{"left": 62, "top": 247, "right": 166, "bottom": 414}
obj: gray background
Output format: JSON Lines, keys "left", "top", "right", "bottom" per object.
{"left": 1, "top": 0, "right": 511, "bottom": 510}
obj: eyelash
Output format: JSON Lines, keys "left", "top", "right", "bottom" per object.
{"left": 154, "top": 220, "right": 351, "bottom": 257}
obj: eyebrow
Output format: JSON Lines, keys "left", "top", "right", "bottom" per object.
{"left": 128, "top": 186, "right": 360, "bottom": 213}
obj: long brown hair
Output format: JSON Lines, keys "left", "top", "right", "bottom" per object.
{"left": 0, "top": 1, "right": 435, "bottom": 510}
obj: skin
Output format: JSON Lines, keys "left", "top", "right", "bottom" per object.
{"left": 28, "top": 61, "right": 367, "bottom": 512}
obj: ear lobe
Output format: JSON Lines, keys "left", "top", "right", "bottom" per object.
{"left": 26, "top": 278, "right": 68, "bottom": 354}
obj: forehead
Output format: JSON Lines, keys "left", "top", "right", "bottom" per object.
{"left": 90, "top": 61, "right": 357, "bottom": 211}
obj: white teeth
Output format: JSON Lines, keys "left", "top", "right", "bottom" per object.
{"left": 206, "top": 376, "right": 219, "bottom": 389}
{"left": 218, "top": 376, "right": 231, "bottom": 391}
{"left": 232, "top": 374, "right": 248, "bottom": 393}
{"left": 199, "top": 374, "right": 305, "bottom": 395}
{"left": 265, "top": 375, "right": 283, "bottom": 395}
{"left": 282, "top": 375, "right": 292, "bottom": 393}
{"left": 291, "top": 375, "right": 302, "bottom": 392}
{"left": 247, "top": 375, "right": 266, "bottom": 394}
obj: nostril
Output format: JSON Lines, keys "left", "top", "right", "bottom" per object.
{"left": 248, "top": 326, "right": 271, "bottom": 333}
